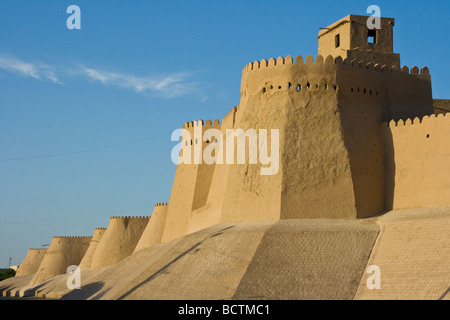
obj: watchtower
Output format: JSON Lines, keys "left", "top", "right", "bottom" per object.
{"left": 318, "top": 15, "right": 400, "bottom": 67}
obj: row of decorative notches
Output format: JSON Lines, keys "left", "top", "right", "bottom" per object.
{"left": 53, "top": 236, "right": 92, "bottom": 239}
{"left": 183, "top": 119, "right": 221, "bottom": 128}
{"left": 242, "top": 54, "right": 429, "bottom": 76}
{"left": 109, "top": 216, "right": 150, "bottom": 220}
{"left": 155, "top": 203, "right": 168, "bottom": 207}
{"left": 386, "top": 113, "right": 447, "bottom": 127}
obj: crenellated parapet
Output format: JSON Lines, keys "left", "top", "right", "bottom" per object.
{"left": 183, "top": 119, "right": 221, "bottom": 129}
{"left": 382, "top": 113, "right": 450, "bottom": 210}
{"left": 242, "top": 53, "right": 430, "bottom": 77}
{"left": 155, "top": 202, "right": 168, "bottom": 207}
{"left": 240, "top": 54, "right": 430, "bottom": 98}
{"left": 182, "top": 119, "right": 221, "bottom": 139}
{"left": 109, "top": 216, "right": 150, "bottom": 220}
{"left": 180, "top": 119, "right": 222, "bottom": 155}
{"left": 29, "top": 235, "right": 91, "bottom": 286}
{"left": 79, "top": 228, "right": 108, "bottom": 269}
{"left": 52, "top": 236, "right": 91, "bottom": 240}
{"left": 342, "top": 59, "right": 430, "bottom": 81}
{"left": 134, "top": 202, "right": 169, "bottom": 253}
{"left": 15, "top": 248, "right": 47, "bottom": 277}
{"left": 242, "top": 54, "right": 336, "bottom": 77}
{"left": 385, "top": 112, "right": 447, "bottom": 128}
{"left": 241, "top": 54, "right": 342, "bottom": 97}
{"left": 89, "top": 215, "right": 150, "bottom": 269}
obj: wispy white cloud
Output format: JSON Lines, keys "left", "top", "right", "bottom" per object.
{"left": 81, "top": 67, "right": 199, "bottom": 99}
{"left": 0, "top": 55, "right": 62, "bottom": 84}
{"left": 0, "top": 54, "right": 205, "bottom": 100}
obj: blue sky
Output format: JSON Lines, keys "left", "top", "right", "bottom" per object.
{"left": 0, "top": 0, "right": 448, "bottom": 268}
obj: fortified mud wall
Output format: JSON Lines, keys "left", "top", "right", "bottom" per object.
{"left": 382, "top": 114, "right": 450, "bottom": 210}
{"left": 79, "top": 228, "right": 107, "bottom": 269}
{"left": 90, "top": 216, "right": 150, "bottom": 269}
{"left": 29, "top": 236, "right": 91, "bottom": 286}
{"left": 134, "top": 203, "right": 168, "bottom": 253}
{"left": 15, "top": 249, "right": 47, "bottom": 277}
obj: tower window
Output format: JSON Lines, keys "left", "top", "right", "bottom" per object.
{"left": 367, "top": 29, "right": 377, "bottom": 44}
{"left": 335, "top": 34, "right": 340, "bottom": 48}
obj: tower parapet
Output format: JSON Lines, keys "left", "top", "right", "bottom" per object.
{"left": 89, "top": 216, "right": 150, "bottom": 269}
{"left": 15, "top": 249, "right": 47, "bottom": 277}
{"left": 241, "top": 53, "right": 430, "bottom": 97}
{"left": 155, "top": 202, "right": 168, "bottom": 206}
{"left": 134, "top": 203, "right": 169, "bottom": 253}
{"left": 382, "top": 113, "right": 450, "bottom": 210}
{"left": 317, "top": 15, "right": 400, "bottom": 67}
{"left": 29, "top": 236, "right": 91, "bottom": 286}
{"left": 79, "top": 228, "right": 107, "bottom": 269}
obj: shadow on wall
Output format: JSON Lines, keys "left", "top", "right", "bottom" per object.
{"left": 60, "top": 282, "right": 105, "bottom": 300}
{"left": 0, "top": 284, "right": 13, "bottom": 297}
{"left": 438, "top": 287, "right": 450, "bottom": 300}
{"left": 383, "top": 126, "right": 395, "bottom": 211}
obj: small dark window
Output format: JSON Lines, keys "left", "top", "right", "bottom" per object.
{"left": 335, "top": 34, "right": 340, "bottom": 48}
{"left": 367, "top": 29, "right": 377, "bottom": 44}
{"left": 278, "top": 86, "right": 282, "bottom": 90}
{"left": 297, "top": 84, "right": 301, "bottom": 92}
{"left": 426, "top": 134, "right": 430, "bottom": 139}
{"left": 289, "top": 82, "right": 292, "bottom": 89}
{"left": 306, "top": 82, "right": 310, "bottom": 89}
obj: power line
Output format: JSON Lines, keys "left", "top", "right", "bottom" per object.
{"left": 0, "top": 131, "right": 173, "bottom": 162}
{"left": 0, "top": 204, "right": 154, "bottom": 227}
{"left": 0, "top": 221, "right": 96, "bottom": 227}
{"left": 0, "top": 111, "right": 230, "bottom": 163}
